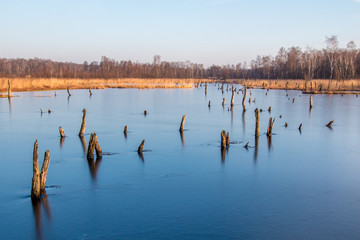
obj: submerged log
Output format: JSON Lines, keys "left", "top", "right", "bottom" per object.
{"left": 266, "top": 117, "right": 275, "bottom": 137}
{"left": 78, "top": 108, "right": 86, "bottom": 137}
{"left": 138, "top": 139, "right": 145, "bottom": 154}
{"left": 255, "top": 108, "right": 260, "bottom": 137}
{"left": 59, "top": 126, "right": 65, "bottom": 138}
{"left": 179, "top": 115, "right": 186, "bottom": 131}
{"left": 326, "top": 120, "right": 334, "bottom": 127}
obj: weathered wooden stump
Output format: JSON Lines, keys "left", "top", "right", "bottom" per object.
{"left": 40, "top": 151, "right": 50, "bottom": 196}
{"left": 292, "top": 98, "right": 295, "bottom": 103}
{"left": 298, "top": 123, "right": 302, "bottom": 131}
{"left": 326, "top": 120, "right": 334, "bottom": 127}
{"left": 123, "top": 125, "right": 128, "bottom": 134}
{"left": 242, "top": 86, "right": 247, "bottom": 111}
{"left": 78, "top": 108, "right": 86, "bottom": 137}
{"left": 87, "top": 133, "right": 102, "bottom": 159}
{"left": 31, "top": 140, "right": 51, "bottom": 199}
{"left": 89, "top": 89, "right": 92, "bottom": 96}
{"left": 255, "top": 108, "right": 260, "bottom": 137}
{"left": 230, "top": 87, "right": 235, "bottom": 107}
{"left": 268, "top": 106, "right": 271, "bottom": 112}
{"left": 310, "top": 95, "right": 313, "bottom": 109}
{"left": 248, "top": 97, "right": 251, "bottom": 103}
{"left": 226, "top": 132, "right": 230, "bottom": 146}
{"left": 59, "top": 126, "right": 65, "bottom": 138}
{"left": 244, "top": 142, "right": 249, "bottom": 150}
{"left": 221, "top": 130, "right": 227, "bottom": 149}
{"left": 205, "top": 83, "right": 208, "bottom": 95}
{"left": 222, "top": 98, "right": 225, "bottom": 107}
{"left": 208, "top": 100, "right": 211, "bottom": 108}
{"left": 266, "top": 117, "right": 275, "bottom": 137}
{"left": 179, "top": 115, "right": 186, "bottom": 131}
{"left": 8, "top": 79, "right": 11, "bottom": 98}
{"left": 138, "top": 139, "right": 145, "bottom": 154}
{"left": 48, "top": 109, "right": 51, "bottom": 114}
{"left": 144, "top": 110, "right": 147, "bottom": 116}
{"left": 67, "top": 84, "right": 71, "bottom": 96}
{"left": 284, "top": 122, "right": 288, "bottom": 128}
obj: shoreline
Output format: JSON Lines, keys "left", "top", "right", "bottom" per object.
{"left": 1, "top": 78, "right": 360, "bottom": 95}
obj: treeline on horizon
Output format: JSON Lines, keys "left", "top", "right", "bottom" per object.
{"left": 1, "top": 36, "right": 359, "bottom": 80}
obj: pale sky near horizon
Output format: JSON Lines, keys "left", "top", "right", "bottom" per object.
{"left": 1, "top": 0, "right": 359, "bottom": 66}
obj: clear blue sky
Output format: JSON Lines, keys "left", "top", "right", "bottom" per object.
{"left": 1, "top": 0, "right": 359, "bottom": 66}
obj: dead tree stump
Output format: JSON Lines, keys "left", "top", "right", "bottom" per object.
{"left": 31, "top": 141, "right": 40, "bottom": 199}
{"left": 222, "top": 98, "right": 225, "bottom": 107}
{"left": 226, "top": 132, "right": 230, "bottom": 146}
{"left": 208, "top": 100, "right": 211, "bottom": 107}
{"left": 310, "top": 95, "right": 313, "bottom": 109}
{"left": 179, "top": 115, "right": 186, "bottom": 131}
{"left": 8, "top": 79, "right": 11, "bottom": 98}
{"left": 242, "top": 86, "right": 247, "bottom": 112}
{"left": 221, "top": 130, "right": 227, "bottom": 149}
{"left": 59, "top": 126, "right": 65, "bottom": 138}
{"left": 40, "top": 150, "right": 50, "bottom": 195}
{"left": 89, "top": 89, "right": 92, "bottom": 96}
{"left": 138, "top": 139, "right": 145, "bottom": 154}
{"left": 123, "top": 125, "right": 128, "bottom": 134}
{"left": 31, "top": 140, "right": 51, "bottom": 199}
{"left": 298, "top": 123, "right": 302, "bottom": 131}
{"left": 78, "top": 108, "right": 86, "bottom": 137}
{"left": 67, "top": 85, "right": 71, "bottom": 96}
{"left": 230, "top": 87, "right": 235, "bottom": 107}
{"left": 255, "top": 108, "right": 260, "bottom": 137}
{"left": 266, "top": 117, "right": 275, "bottom": 137}
{"left": 268, "top": 106, "right": 271, "bottom": 112}
{"left": 87, "top": 133, "right": 102, "bottom": 159}
{"left": 326, "top": 120, "right": 334, "bottom": 127}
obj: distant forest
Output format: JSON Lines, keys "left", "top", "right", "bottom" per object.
{"left": 1, "top": 36, "right": 359, "bottom": 80}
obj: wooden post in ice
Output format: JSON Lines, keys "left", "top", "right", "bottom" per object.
{"left": 242, "top": 86, "right": 247, "bottom": 111}
{"left": 266, "top": 117, "right": 275, "bottom": 137}
{"left": 138, "top": 139, "right": 145, "bottom": 154}
{"left": 87, "top": 133, "right": 102, "bottom": 159}
{"left": 208, "top": 100, "right": 211, "bottom": 108}
{"left": 222, "top": 98, "right": 225, "bottom": 107}
{"left": 123, "top": 125, "right": 128, "bottom": 134}
{"left": 89, "top": 89, "right": 92, "bottom": 96}
{"left": 59, "top": 126, "right": 65, "bottom": 138}
{"left": 310, "top": 95, "right": 313, "bottom": 109}
{"left": 40, "top": 150, "right": 50, "bottom": 195}
{"left": 31, "top": 141, "right": 40, "bottom": 199}
{"left": 7, "top": 80, "right": 11, "bottom": 98}
{"left": 255, "top": 108, "right": 259, "bottom": 137}
{"left": 221, "top": 130, "right": 227, "bottom": 149}
{"left": 230, "top": 87, "right": 235, "bottom": 107}
{"left": 67, "top": 84, "right": 71, "bottom": 96}
{"left": 326, "top": 120, "right": 334, "bottom": 127}
{"left": 78, "top": 108, "right": 86, "bottom": 137}
{"left": 31, "top": 140, "right": 51, "bottom": 199}
{"left": 205, "top": 83, "right": 208, "bottom": 95}
{"left": 179, "top": 115, "right": 186, "bottom": 131}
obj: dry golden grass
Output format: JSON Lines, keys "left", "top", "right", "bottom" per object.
{"left": 0, "top": 78, "right": 214, "bottom": 92}
{"left": 226, "top": 79, "right": 360, "bottom": 94}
